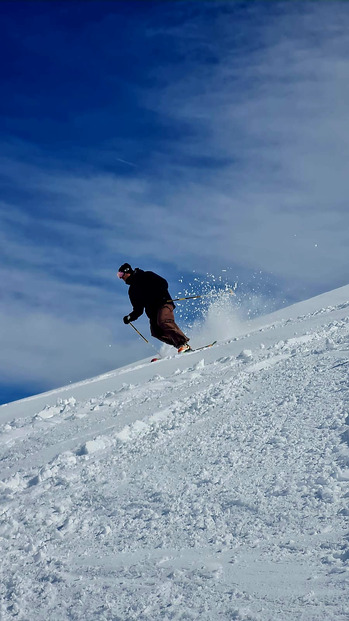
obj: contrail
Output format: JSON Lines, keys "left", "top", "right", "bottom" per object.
{"left": 116, "top": 157, "right": 137, "bottom": 168}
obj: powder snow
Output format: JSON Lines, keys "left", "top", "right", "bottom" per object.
{"left": 0, "top": 285, "right": 348, "bottom": 620}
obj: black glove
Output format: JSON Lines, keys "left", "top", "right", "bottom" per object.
{"left": 123, "top": 315, "right": 131, "bottom": 324}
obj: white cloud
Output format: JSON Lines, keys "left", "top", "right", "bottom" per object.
{"left": 0, "top": 298, "right": 150, "bottom": 391}
{"left": 136, "top": 1, "right": 349, "bottom": 286}
{"left": 2, "top": 1, "right": 349, "bottom": 396}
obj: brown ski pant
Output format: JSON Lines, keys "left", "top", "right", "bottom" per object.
{"left": 149, "top": 304, "right": 189, "bottom": 348}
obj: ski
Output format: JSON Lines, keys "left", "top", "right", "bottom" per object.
{"left": 150, "top": 341, "right": 217, "bottom": 362}
{"left": 190, "top": 340, "right": 217, "bottom": 352}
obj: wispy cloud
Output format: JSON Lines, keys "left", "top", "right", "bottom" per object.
{"left": 136, "top": 1, "right": 349, "bottom": 287}
{"left": 1, "top": 1, "right": 349, "bottom": 401}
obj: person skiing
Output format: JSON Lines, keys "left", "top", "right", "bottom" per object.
{"left": 117, "top": 263, "right": 191, "bottom": 353}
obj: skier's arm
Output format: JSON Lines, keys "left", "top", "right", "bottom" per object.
{"left": 127, "top": 290, "right": 144, "bottom": 321}
{"left": 123, "top": 308, "right": 142, "bottom": 323}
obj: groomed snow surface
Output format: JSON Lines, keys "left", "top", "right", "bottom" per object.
{"left": 1, "top": 285, "right": 349, "bottom": 620}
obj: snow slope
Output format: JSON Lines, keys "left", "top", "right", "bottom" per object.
{"left": 0, "top": 284, "right": 348, "bottom": 620}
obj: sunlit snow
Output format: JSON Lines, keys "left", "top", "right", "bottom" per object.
{"left": 0, "top": 285, "right": 348, "bottom": 620}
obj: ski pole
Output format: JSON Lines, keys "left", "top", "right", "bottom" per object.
{"left": 129, "top": 322, "right": 149, "bottom": 343}
{"left": 129, "top": 322, "right": 162, "bottom": 357}
{"left": 167, "top": 288, "right": 235, "bottom": 303}
{"left": 168, "top": 295, "right": 202, "bottom": 302}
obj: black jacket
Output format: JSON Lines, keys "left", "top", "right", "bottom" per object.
{"left": 126, "top": 269, "right": 174, "bottom": 320}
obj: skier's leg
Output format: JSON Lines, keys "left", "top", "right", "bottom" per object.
{"left": 149, "top": 314, "right": 173, "bottom": 345}
{"left": 155, "top": 305, "right": 189, "bottom": 348}
{"left": 149, "top": 317, "right": 158, "bottom": 339}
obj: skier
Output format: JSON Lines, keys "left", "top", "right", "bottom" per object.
{"left": 117, "top": 263, "right": 191, "bottom": 353}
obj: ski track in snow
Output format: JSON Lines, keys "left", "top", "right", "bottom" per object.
{"left": 0, "top": 287, "right": 349, "bottom": 620}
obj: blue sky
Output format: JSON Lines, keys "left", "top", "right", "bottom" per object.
{"left": 1, "top": 0, "right": 349, "bottom": 405}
